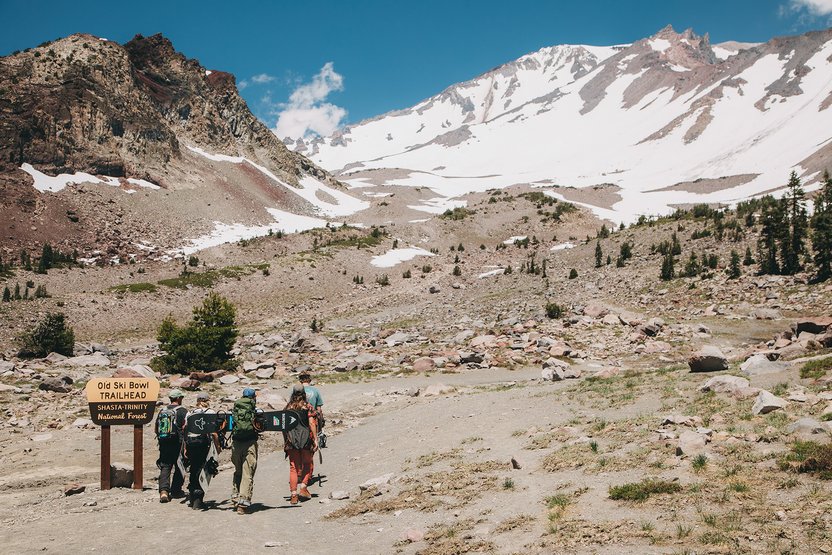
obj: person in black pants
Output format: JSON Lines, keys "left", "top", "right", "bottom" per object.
{"left": 184, "top": 392, "right": 220, "bottom": 509}
{"left": 156, "top": 389, "right": 188, "bottom": 503}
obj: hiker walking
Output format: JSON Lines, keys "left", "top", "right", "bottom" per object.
{"left": 184, "top": 392, "right": 220, "bottom": 510}
{"left": 155, "top": 389, "right": 187, "bottom": 503}
{"left": 283, "top": 384, "right": 318, "bottom": 505}
{"left": 297, "top": 372, "right": 325, "bottom": 478}
{"left": 231, "top": 388, "right": 259, "bottom": 514}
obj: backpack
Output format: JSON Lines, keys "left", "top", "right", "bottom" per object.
{"left": 286, "top": 407, "right": 313, "bottom": 450}
{"left": 156, "top": 406, "right": 182, "bottom": 441}
{"left": 231, "top": 398, "right": 257, "bottom": 441}
{"left": 185, "top": 408, "right": 212, "bottom": 446}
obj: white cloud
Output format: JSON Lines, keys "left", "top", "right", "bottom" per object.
{"left": 251, "top": 73, "right": 275, "bottom": 84}
{"left": 273, "top": 62, "right": 347, "bottom": 140}
{"left": 788, "top": 0, "right": 832, "bottom": 15}
{"left": 238, "top": 79, "right": 249, "bottom": 90}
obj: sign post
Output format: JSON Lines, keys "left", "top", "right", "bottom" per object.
{"left": 85, "top": 378, "right": 160, "bottom": 490}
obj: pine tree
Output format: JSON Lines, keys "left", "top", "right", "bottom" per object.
{"left": 595, "top": 241, "right": 603, "bottom": 268}
{"left": 743, "top": 246, "right": 754, "bottom": 266}
{"left": 780, "top": 171, "right": 807, "bottom": 275}
{"left": 758, "top": 197, "right": 784, "bottom": 275}
{"left": 684, "top": 253, "right": 700, "bottom": 277}
{"left": 727, "top": 250, "right": 741, "bottom": 279}
{"left": 13, "top": 283, "right": 21, "bottom": 300}
{"left": 671, "top": 232, "right": 682, "bottom": 255}
{"left": 811, "top": 171, "right": 832, "bottom": 281}
{"left": 2, "top": 287, "right": 10, "bottom": 302}
{"left": 660, "top": 252, "right": 675, "bottom": 281}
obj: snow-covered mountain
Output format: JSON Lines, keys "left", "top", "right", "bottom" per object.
{"left": 290, "top": 26, "right": 832, "bottom": 223}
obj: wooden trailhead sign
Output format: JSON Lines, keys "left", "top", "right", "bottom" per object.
{"left": 85, "top": 377, "right": 160, "bottom": 491}
{"left": 86, "top": 378, "right": 160, "bottom": 425}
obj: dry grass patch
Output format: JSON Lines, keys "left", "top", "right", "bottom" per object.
{"left": 494, "top": 514, "right": 534, "bottom": 534}
{"left": 779, "top": 440, "right": 832, "bottom": 479}
{"left": 418, "top": 519, "right": 495, "bottom": 555}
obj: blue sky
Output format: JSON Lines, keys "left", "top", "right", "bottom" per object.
{"left": 2, "top": 0, "right": 831, "bottom": 137}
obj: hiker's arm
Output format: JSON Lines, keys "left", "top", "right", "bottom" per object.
{"left": 310, "top": 412, "right": 318, "bottom": 452}
{"left": 211, "top": 432, "right": 221, "bottom": 453}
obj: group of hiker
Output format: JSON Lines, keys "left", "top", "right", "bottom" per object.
{"left": 154, "top": 372, "right": 324, "bottom": 514}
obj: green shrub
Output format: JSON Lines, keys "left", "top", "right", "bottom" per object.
{"left": 800, "top": 357, "right": 832, "bottom": 380}
{"left": 150, "top": 293, "right": 238, "bottom": 375}
{"left": 545, "top": 302, "right": 564, "bottom": 319}
{"left": 779, "top": 440, "right": 832, "bottom": 478}
{"left": 568, "top": 268, "right": 578, "bottom": 279}
{"left": 17, "top": 312, "right": 75, "bottom": 358}
{"left": 609, "top": 479, "right": 682, "bottom": 501}
{"left": 110, "top": 282, "right": 157, "bottom": 293}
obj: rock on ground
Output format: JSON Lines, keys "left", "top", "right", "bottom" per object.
{"left": 688, "top": 346, "right": 729, "bottom": 372}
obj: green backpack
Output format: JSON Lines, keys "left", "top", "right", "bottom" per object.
{"left": 231, "top": 398, "right": 257, "bottom": 441}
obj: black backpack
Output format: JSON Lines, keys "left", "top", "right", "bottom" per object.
{"left": 286, "top": 409, "right": 312, "bottom": 450}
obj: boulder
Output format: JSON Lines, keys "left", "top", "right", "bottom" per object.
{"left": 403, "top": 528, "right": 425, "bottom": 543}
{"left": 110, "top": 463, "right": 134, "bottom": 488}
{"left": 700, "top": 375, "right": 755, "bottom": 397}
{"left": 752, "top": 390, "right": 787, "bottom": 415}
{"left": 188, "top": 372, "right": 214, "bottom": 382}
{"left": 676, "top": 431, "right": 707, "bottom": 457}
{"left": 470, "top": 335, "right": 497, "bottom": 349}
{"left": 793, "top": 317, "right": 832, "bottom": 335}
{"left": 39, "top": 377, "right": 72, "bottom": 393}
{"left": 255, "top": 368, "right": 275, "bottom": 379}
{"left": 644, "top": 341, "right": 671, "bottom": 354}
{"left": 359, "top": 473, "right": 395, "bottom": 491}
{"left": 542, "top": 366, "right": 582, "bottom": 381}
{"left": 63, "top": 353, "right": 111, "bottom": 367}
{"left": 44, "top": 353, "right": 67, "bottom": 363}
{"left": 739, "top": 354, "right": 787, "bottom": 376}
{"left": 428, "top": 285, "right": 440, "bottom": 294}
{"left": 453, "top": 329, "right": 475, "bottom": 344}
{"left": 423, "top": 383, "right": 455, "bottom": 397}
{"left": 688, "top": 346, "right": 728, "bottom": 372}
{"left": 72, "top": 418, "right": 95, "bottom": 429}
{"left": 542, "top": 357, "right": 569, "bottom": 370}
{"left": 412, "top": 357, "right": 436, "bottom": 372}
{"left": 786, "top": 418, "right": 827, "bottom": 436}
{"left": 583, "top": 303, "right": 609, "bottom": 319}
{"left": 459, "top": 352, "right": 484, "bottom": 364}
{"left": 64, "top": 483, "right": 86, "bottom": 496}
{"left": 385, "top": 332, "right": 413, "bottom": 347}
{"left": 751, "top": 308, "right": 782, "bottom": 320}
{"left": 242, "top": 361, "right": 259, "bottom": 372}
{"left": 113, "top": 365, "right": 155, "bottom": 379}
{"left": 219, "top": 374, "right": 240, "bottom": 385}
{"left": 329, "top": 490, "right": 350, "bottom": 500}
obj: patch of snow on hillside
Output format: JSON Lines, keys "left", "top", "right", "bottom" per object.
{"left": 370, "top": 247, "right": 434, "bottom": 268}
{"left": 712, "top": 46, "right": 737, "bottom": 61}
{"left": 407, "top": 197, "right": 467, "bottom": 214}
{"left": 503, "top": 235, "right": 527, "bottom": 244}
{"left": 478, "top": 268, "right": 505, "bottom": 279}
{"left": 181, "top": 208, "right": 338, "bottom": 255}
{"left": 649, "top": 38, "right": 671, "bottom": 53}
{"left": 21, "top": 163, "right": 159, "bottom": 193}
{"left": 551, "top": 242, "right": 576, "bottom": 251}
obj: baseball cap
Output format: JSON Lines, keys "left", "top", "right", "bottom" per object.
{"left": 196, "top": 392, "right": 209, "bottom": 401}
{"left": 292, "top": 384, "right": 305, "bottom": 394}
{"left": 169, "top": 389, "right": 184, "bottom": 399}
{"left": 242, "top": 388, "right": 256, "bottom": 398}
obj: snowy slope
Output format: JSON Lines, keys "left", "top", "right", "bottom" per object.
{"left": 291, "top": 26, "right": 832, "bottom": 224}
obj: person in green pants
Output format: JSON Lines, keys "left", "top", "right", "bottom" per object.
{"left": 230, "top": 388, "right": 259, "bottom": 514}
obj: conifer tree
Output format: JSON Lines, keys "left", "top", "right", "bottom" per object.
{"left": 758, "top": 197, "right": 784, "bottom": 275}
{"left": 727, "top": 250, "right": 741, "bottom": 279}
{"left": 13, "top": 283, "right": 21, "bottom": 300}
{"left": 780, "top": 171, "right": 807, "bottom": 275}
{"left": 743, "top": 246, "right": 755, "bottom": 266}
{"left": 660, "top": 251, "right": 675, "bottom": 281}
{"left": 811, "top": 171, "right": 832, "bottom": 281}
{"left": 2, "top": 287, "right": 10, "bottom": 302}
{"left": 684, "top": 252, "right": 700, "bottom": 277}
{"left": 595, "top": 241, "right": 603, "bottom": 268}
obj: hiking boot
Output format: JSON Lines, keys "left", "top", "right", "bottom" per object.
{"left": 290, "top": 493, "right": 299, "bottom": 505}
{"left": 192, "top": 498, "right": 204, "bottom": 510}
{"left": 298, "top": 486, "right": 312, "bottom": 500}
{"left": 159, "top": 491, "right": 170, "bottom": 503}
{"left": 236, "top": 504, "right": 248, "bottom": 515}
